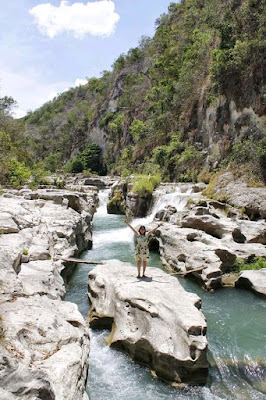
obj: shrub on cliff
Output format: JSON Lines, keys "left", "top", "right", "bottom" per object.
{"left": 0, "top": 96, "right": 34, "bottom": 185}
{"left": 131, "top": 174, "right": 161, "bottom": 195}
{"left": 230, "top": 139, "right": 266, "bottom": 184}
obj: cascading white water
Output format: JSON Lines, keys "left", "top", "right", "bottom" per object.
{"left": 96, "top": 188, "right": 111, "bottom": 215}
{"left": 93, "top": 188, "right": 132, "bottom": 245}
{"left": 151, "top": 185, "right": 192, "bottom": 216}
{"left": 132, "top": 183, "right": 197, "bottom": 227}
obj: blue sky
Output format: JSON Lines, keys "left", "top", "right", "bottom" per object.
{"left": 0, "top": 0, "right": 172, "bottom": 117}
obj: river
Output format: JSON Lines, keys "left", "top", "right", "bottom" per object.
{"left": 65, "top": 188, "right": 266, "bottom": 400}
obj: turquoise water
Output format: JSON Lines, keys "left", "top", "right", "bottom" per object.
{"left": 65, "top": 191, "right": 266, "bottom": 400}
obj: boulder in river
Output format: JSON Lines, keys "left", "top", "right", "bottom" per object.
{"left": 88, "top": 260, "right": 208, "bottom": 385}
{"left": 236, "top": 269, "right": 266, "bottom": 297}
{"left": 126, "top": 192, "right": 153, "bottom": 219}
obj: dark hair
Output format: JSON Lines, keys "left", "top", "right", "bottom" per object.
{"left": 138, "top": 225, "right": 146, "bottom": 235}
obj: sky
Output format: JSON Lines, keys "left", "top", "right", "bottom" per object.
{"left": 0, "top": 0, "right": 172, "bottom": 118}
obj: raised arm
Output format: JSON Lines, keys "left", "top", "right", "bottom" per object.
{"left": 147, "top": 223, "right": 161, "bottom": 237}
{"left": 124, "top": 220, "right": 139, "bottom": 236}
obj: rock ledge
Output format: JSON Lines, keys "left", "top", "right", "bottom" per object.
{"left": 88, "top": 260, "right": 208, "bottom": 385}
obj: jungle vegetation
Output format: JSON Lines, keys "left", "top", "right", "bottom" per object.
{"left": 1, "top": 0, "right": 265, "bottom": 186}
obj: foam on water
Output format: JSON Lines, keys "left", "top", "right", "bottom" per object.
{"left": 88, "top": 330, "right": 223, "bottom": 400}
{"left": 96, "top": 188, "right": 111, "bottom": 215}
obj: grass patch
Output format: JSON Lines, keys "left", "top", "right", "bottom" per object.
{"left": 131, "top": 174, "right": 161, "bottom": 196}
{"left": 233, "top": 257, "right": 266, "bottom": 273}
{"left": 202, "top": 170, "right": 226, "bottom": 199}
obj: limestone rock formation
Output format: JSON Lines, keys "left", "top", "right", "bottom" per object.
{"left": 24, "top": 188, "right": 96, "bottom": 215}
{"left": 153, "top": 200, "right": 266, "bottom": 291}
{"left": 126, "top": 192, "right": 153, "bottom": 219}
{"left": 211, "top": 172, "right": 266, "bottom": 220}
{"left": 0, "top": 296, "right": 89, "bottom": 400}
{"left": 106, "top": 179, "right": 153, "bottom": 218}
{"left": 107, "top": 181, "right": 127, "bottom": 215}
{"left": 84, "top": 176, "right": 118, "bottom": 188}
{"left": 88, "top": 260, "right": 208, "bottom": 385}
{"left": 0, "top": 188, "right": 93, "bottom": 399}
{"left": 236, "top": 269, "right": 266, "bottom": 297}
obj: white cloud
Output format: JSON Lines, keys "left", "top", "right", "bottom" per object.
{"left": 74, "top": 78, "right": 88, "bottom": 86}
{"left": 29, "top": 0, "right": 120, "bottom": 39}
{"left": 0, "top": 64, "right": 90, "bottom": 119}
{"left": 13, "top": 108, "right": 27, "bottom": 119}
{"left": 0, "top": 64, "right": 69, "bottom": 118}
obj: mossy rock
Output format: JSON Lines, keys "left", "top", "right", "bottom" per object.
{"left": 107, "top": 191, "right": 126, "bottom": 215}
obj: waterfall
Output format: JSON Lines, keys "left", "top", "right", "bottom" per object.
{"left": 95, "top": 184, "right": 199, "bottom": 243}
{"left": 151, "top": 185, "right": 193, "bottom": 216}
{"left": 96, "top": 188, "right": 111, "bottom": 215}
{"left": 132, "top": 184, "right": 197, "bottom": 227}
{"left": 94, "top": 189, "right": 132, "bottom": 245}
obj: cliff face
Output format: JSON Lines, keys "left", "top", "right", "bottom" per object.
{"left": 24, "top": 0, "right": 265, "bottom": 182}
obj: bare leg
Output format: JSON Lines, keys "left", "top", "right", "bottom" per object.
{"left": 142, "top": 260, "right": 147, "bottom": 277}
{"left": 137, "top": 260, "right": 141, "bottom": 277}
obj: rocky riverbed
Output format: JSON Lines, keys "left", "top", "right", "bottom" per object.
{"left": 0, "top": 175, "right": 265, "bottom": 398}
{"left": 106, "top": 177, "right": 266, "bottom": 296}
{"left": 150, "top": 185, "right": 266, "bottom": 295}
{"left": 0, "top": 187, "right": 97, "bottom": 400}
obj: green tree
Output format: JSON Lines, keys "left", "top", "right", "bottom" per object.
{"left": 129, "top": 119, "right": 147, "bottom": 141}
{"left": 0, "top": 96, "right": 17, "bottom": 115}
{"left": 9, "top": 159, "right": 31, "bottom": 187}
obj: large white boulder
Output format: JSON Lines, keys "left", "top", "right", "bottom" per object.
{"left": 88, "top": 260, "right": 208, "bottom": 385}
{"left": 152, "top": 199, "right": 266, "bottom": 291}
{"left": 236, "top": 269, "right": 266, "bottom": 297}
{"left": 0, "top": 296, "right": 89, "bottom": 400}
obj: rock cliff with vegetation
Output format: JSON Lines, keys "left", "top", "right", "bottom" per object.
{"left": 1, "top": 0, "right": 264, "bottom": 189}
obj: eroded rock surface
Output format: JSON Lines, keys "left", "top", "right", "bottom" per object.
{"left": 88, "top": 260, "right": 208, "bottom": 385}
{"left": 211, "top": 172, "right": 266, "bottom": 220}
{"left": 0, "top": 189, "right": 93, "bottom": 399}
{"left": 236, "top": 269, "right": 266, "bottom": 297}
{"left": 150, "top": 193, "right": 266, "bottom": 293}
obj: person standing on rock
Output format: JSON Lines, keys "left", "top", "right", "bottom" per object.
{"left": 124, "top": 220, "right": 161, "bottom": 278}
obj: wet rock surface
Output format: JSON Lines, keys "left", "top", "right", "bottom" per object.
{"left": 88, "top": 260, "right": 208, "bottom": 385}
{"left": 146, "top": 185, "right": 266, "bottom": 294}
{"left": 0, "top": 188, "right": 94, "bottom": 399}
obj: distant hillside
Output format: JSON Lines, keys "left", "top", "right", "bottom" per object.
{"left": 24, "top": 0, "right": 266, "bottom": 183}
